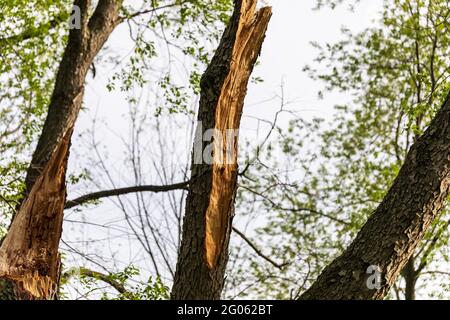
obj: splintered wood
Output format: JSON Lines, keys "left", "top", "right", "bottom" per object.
{"left": 204, "top": 0, "right": 272, "bottom": 269}
{"left": 0, "top": 129, "right": 72, "bottom": 299}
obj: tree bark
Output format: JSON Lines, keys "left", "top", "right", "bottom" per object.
{"left": 171, "top": 0, "right": 272, "bottom": 300}
{"left": 0, "top": 0, "right": 123, "bottom": 300}
{"left": 300, "top": 92, "right": 450, "bottom": 300}
{"left": 24, "top": 0, "right": 123, "bottom": 195}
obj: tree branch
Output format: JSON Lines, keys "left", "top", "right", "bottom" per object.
{"left": 65, "top": 183, "right": 289, "bottom": 271}
{"left": 118, "top": 1, "right": 187, "bottom": 23}
{"left": 232, "top": 227, "right": 288, "bottom": 270}
{"left": 421, "top": 270, "right": 450, "bottom": 277}
{"left": 416, "top": 218, "right": 450, "bottom": 274}
{"left": 65, "top": 181, "right": 189, "bottom": 209}
{"left": 64, "top": 268, "right": 128, "bottom": 294}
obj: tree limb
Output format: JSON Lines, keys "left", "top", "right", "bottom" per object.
{"left": 232, "top": 227, "right": 288, "bottom": 270}
{"left": 65, "top": 181, "right": 189, "bottom": 209}
{"left": 416, "top": 218, "right": 450, "bottom": 274}
{"left": 64, "top": 268, "right": 128, "bottom": 294}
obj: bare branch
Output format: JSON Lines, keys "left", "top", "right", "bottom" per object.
{"left": 119, "top": 1, "right": 187, "bottom": 22}
{"left": 65, "top": 181, "right": 189, "bottom": 209}
{"left": 416, "top": 218, "right": 450, "bottom": 274}
{"left": 232, "top": 227, "right": 288, "bottom": 270}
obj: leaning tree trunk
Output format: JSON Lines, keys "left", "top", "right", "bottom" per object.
{"left": 0, "top": 0, "right": 123, "bottom": 300}
{"left": 300, "top": 93, "right": 450, "bottom": 300}
{"left": 171, "top": 0, "right": 272, "bottom": 300}
{"left": 24, "top": 0, "right": 123, "bottom": 195}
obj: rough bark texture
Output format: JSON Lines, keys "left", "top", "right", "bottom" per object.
{"left": 300, "top": 93, "right": 450, "bottom": 300}
{"left": 171, "top": 0, "right": 272, "bottom": 300}
{"left": 0, "top": 129, "right": 72, "bottom": 300}
{"left": 24, "top": 0, "right": 123, "bottom": 195}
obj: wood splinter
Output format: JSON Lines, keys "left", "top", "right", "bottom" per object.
{"left": 0, "top": 129, "right": 73, "bottom": 300}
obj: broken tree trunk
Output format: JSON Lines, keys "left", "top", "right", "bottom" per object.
{"left": 172, "top": 0, "right": 272, "bottom": 300}
{"left": 24, "top": 0, "right": 123, "bottom": 195}
{"left": 0, "top": 129, "right": 73, "bottom": 300}
{"left": 171, "top": 0, "right": 272, "bottom": 300}
{"left": 300, "top": 93, "right": 450, "bottom": 300}
{"left": 0, "top": 0, "right": 123, "bottom": 299}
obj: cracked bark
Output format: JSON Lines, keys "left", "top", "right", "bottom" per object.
{"left": 300, "top": 93, "right": 450, "bottom": 300}
{"left": 171, "top": 0, "right": 272, "bottom": 300}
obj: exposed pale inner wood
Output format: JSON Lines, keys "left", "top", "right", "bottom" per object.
{"left": 0, "top": 129, "right": 72, "bottom": 299}
{"left": 205, "top": 0, "right": 272, "bottom": 269}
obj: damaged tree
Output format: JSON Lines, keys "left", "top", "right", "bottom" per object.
{"left": 171, "top": 0, "right": 272, "bottom": 300}
{"left": 0, "top": 129, "right": 73, "bottom": 300}
{"left": 24, "top": 0, "right": 123, "bottom": 195}
{"left": 300, "top": 93, "right": 450, "bottom": 300}
{"left": 0, "top": 0, "right": 123, "bottom": 300}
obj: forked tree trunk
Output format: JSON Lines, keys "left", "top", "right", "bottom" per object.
{"left": 171, "top": 0, "right": 272, "bottom": 300}
{"left": 300, "top": 93, "right": 450, "bottom": 300}
{"left": 0, "top": 0, "right": 123, "bottom": 300}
